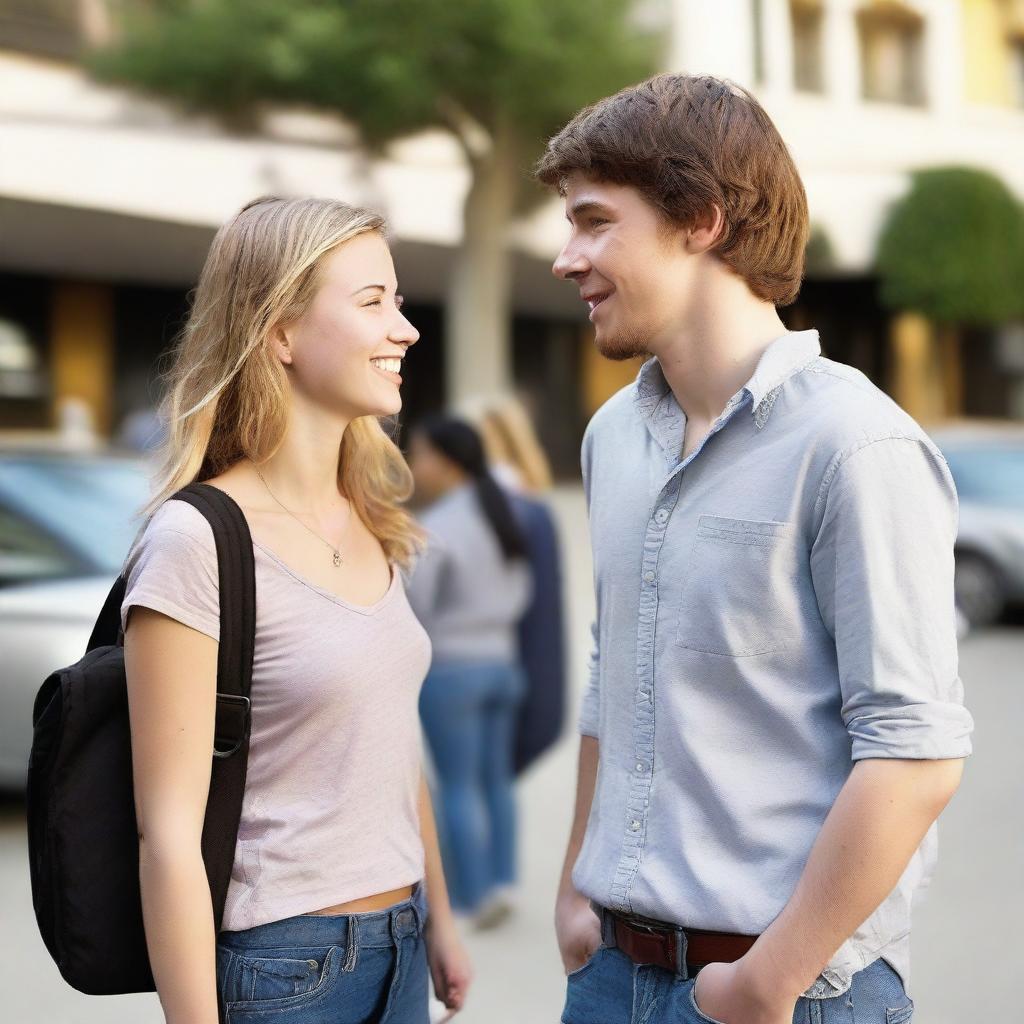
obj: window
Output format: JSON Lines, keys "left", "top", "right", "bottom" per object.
{"left": 942, "top": 447, "right": 1024, "bottom": 508}
{"left": 0, "top": 455, "right": 150, "bottom": 576}
{"left": 857, "top": 2, "right": 926, "bottom": 106}
{"left": 791, "top": 0, "right": 825, "bottom": 93}
{"left": 0, "top": 507, "right": 78, "bottom": 587}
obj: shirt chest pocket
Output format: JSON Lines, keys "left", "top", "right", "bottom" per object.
{"left": 674, "top": 515, "right": 803, "bottom": 658}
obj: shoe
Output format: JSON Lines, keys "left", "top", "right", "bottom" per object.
{"left": 472, "top": 887, "right": 516, "bottom": 931}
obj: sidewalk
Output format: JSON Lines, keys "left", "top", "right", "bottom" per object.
{"left": 2, "top": 485, "right": 1018, "bottom": 1023}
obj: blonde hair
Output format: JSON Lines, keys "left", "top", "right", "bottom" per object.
{"left": 143, "top": 195, "right": 422, "bottom": 567}
{"left": 468, "top": 395, "right": 553, "bottom": 494}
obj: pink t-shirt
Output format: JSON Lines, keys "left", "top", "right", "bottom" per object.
{"left": 120, "top": 497, "right": 431, "bottom": 932}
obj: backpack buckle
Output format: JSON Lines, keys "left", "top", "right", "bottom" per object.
{"left": 213, "top": 694, "right": 251, "bottom": 759}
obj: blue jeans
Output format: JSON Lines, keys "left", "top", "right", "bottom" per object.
{"left": 419, "top": 660, "right": 525, "bottom": 912}
{"left": 215, "top": 882, "right": 429, "bottom": 1023}
{"left": 562, "top": 944, "right": 915, "bottom": 1024}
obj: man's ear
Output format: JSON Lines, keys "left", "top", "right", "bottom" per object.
{"left": 685, "top": 205, "right": 726, "bottom": 254}
{"left": 269, "top": 324, "right": 293, "bottom": 366}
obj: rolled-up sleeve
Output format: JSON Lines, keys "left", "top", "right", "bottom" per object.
{"left": 810, "top": 437, "right": 974, "bottom": 761}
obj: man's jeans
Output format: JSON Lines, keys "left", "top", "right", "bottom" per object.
{"left": 562, "top": 945, "right": 915, "bottom": 1024}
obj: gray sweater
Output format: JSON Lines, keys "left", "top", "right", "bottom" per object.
{"left": 405, "top": 483, "right": 531, "bottom": 665}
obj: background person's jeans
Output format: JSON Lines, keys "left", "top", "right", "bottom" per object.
{"left": 419, "top": 660, "right": 526, "bottom": 912}
{"left": 215, "top": 882, "right": 429, "bottom": 1023}
{"left": 561, "top": 945, "right": 915, "bottom": 1024}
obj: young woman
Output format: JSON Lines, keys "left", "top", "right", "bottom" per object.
{"left": 468, "top": 397, "right": 567, "bottom": 776}
{"left": 405, "top": 417, "right": 532, "bottom": 929}
{"left": 120, "top": 196, "right": 471, "bottom": 1024}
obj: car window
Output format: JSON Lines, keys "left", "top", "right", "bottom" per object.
{"left": 0, "top": 456, "right": 151, "bottom": 574}
{"left": 0, "top": 505, "right": 81, "bottom": 585}
{"left": 943, "top": 447, "right": 1024, "bottom": 508}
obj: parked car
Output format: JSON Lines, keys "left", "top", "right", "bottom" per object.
{"left": 0, "top": 443, "right": 152, "bottom": 789}
{"left": 932, "top": 423, "right": 1024, "bottom": 629}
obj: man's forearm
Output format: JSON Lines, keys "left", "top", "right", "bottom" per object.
{"left": 744, "top": 756, "right": 964, "bottom": 996}
{"left": 559, "top": 735, "right": 599, "bottom": 898}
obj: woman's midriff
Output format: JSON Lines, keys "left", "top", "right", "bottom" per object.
{"left": 306, "top": 884, "right": 415, "bottom": 916}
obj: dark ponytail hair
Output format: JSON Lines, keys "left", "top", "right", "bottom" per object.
{"left": 417, "top": 415, "right": 528, "bottom": 562}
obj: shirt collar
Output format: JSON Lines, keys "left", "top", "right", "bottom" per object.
{"left": 635, "top": 329, "right": 821, "bottom": 430}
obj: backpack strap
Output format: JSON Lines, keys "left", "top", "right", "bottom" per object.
{"left": 167, "top": 481, "right": 257, "bottom": 934}
{"left": 170, "top": 483, "right": 256, "bottom": 706}
{"left": 86, "top": 576, "right": 128, "bottom": 653}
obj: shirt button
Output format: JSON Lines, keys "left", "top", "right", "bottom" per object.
{"left": 643, "top": 570, "right": 656, "bottom": 584}
{"left": 629, "top": 820, "right": 641, "bottom": 831}
{"left": 636, "top": 762, "right": 645, "bottom": 773}
{"left": 654, "top": 509, "right": 669, "bottom": 524}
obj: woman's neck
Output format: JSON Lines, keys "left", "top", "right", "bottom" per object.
{"left": 250, "top": 407, "right": 351, "bottom": 516}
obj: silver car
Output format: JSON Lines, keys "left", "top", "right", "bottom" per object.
{"left": 932, "top": 424, "right": 1024, "bottom": 628}
{"left": 0, "top": 446, "right": 152, "bottom": 789}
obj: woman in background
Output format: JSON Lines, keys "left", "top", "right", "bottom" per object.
{"left": 471, "top": 397, "right": 568, "bottom": 776}
{"left": 406, "top": 416, "right": 531, "bottom": 929}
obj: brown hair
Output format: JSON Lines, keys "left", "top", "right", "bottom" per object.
{"left": 535, "top": 73, "right": 809, "bottom": 305}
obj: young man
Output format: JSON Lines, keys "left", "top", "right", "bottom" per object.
{"left": 537, "top": 74, "right": 973, "bottom": 1024}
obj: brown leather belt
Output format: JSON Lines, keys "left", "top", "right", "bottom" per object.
{"left": 609, "top": 909, "right": 758, "bottom": 973}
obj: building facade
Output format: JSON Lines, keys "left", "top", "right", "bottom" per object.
{"left": 1, "top": 1, "right": 1023, "bottom": 473}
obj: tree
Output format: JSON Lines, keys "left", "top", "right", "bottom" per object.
{"left": 876, "top": 166, "right": 1024, "bottom": 326}
{"left": 875, "top": 166, "right": 1024, "bottom": 420}
{"left": 89, "top": 0, "right": 657, "bottom": 402}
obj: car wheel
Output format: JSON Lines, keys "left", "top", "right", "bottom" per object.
{"left": 954, "top": 551, "right": 1005, "bottom": 628}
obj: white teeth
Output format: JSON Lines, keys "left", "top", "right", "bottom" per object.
{"left": 371, "top": 357, "right": 402, "bottom": 374}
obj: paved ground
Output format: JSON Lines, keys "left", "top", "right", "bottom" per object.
{"left": 1, "top": 486, "right": 1018, "bottom": 1022}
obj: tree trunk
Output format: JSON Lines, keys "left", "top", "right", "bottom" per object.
{"left": 937, "top": 323, "right": 963, "bottom": 419}
{"left": 445, "top": 123, "right": 520, "bottom": 405}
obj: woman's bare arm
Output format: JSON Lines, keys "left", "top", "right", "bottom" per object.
{"left": 124, "top": 606, "right": 221, "bottom": 1024}
{"left": 418, "top": 770, "right": 472, "bottom": 1016}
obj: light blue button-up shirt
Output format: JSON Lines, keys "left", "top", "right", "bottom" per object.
{"left": 574, "top": 330, "right": 973, "bottom": 998}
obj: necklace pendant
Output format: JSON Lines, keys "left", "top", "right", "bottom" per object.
{"left": 332, "top": 551, "right": 342, "bottom": 567}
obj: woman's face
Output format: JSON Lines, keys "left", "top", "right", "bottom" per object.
{"left": 277, "top": 231, "right": 420, "bottom": 420}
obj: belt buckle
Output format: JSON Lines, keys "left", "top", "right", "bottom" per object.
{"left": 621, "top": 911, "right": 673, "bottom": 936}
{"left": 618, "top": 911, "right": 689, "bottom": 981}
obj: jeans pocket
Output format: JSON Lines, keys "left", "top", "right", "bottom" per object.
{"left": 687, "top": 982, "right": 728, "bottom": 1024}
{"left": 885, "top": 1002, "right": 915, "bottom": 1024}
{"left": 674, "top": 516, "right": 802, "bottom": 658}
{"left": 220, "top": 943, "right": 341, "bottom": 1013}
{"left": 565, "top": 944, "right": 605, "bottom": 982}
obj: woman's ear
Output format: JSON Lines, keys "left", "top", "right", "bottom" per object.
{"left": 270, "top": 324, "right": 293, "bottom": 366}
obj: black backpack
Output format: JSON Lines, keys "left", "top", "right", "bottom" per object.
{"left": 26, "top": 482, "right": 256, "bottom": 995}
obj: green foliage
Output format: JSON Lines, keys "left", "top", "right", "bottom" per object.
{"left": 876, "top": 167, "right": 1024, "bottom": 326}
{"left": 90, "top": 0, "right": 657, "bottom": 148}
{"left": 804, "top": 223, "right": 835, "bottom": 276}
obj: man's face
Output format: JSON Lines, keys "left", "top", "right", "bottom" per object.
{"left": 552, "top": 175, "right": 691, "bottom": 360}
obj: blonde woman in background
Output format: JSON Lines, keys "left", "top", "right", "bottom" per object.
{"left": 472, "top": 396, "right": 554, "bottom": 495}
{"left": 120, "top": 196, "right": 471, "bottom": 1024}
{"left": 466, "top": 398, "right": 569, "bottom": 780}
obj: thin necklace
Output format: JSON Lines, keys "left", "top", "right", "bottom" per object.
{"left": 252, "top": 464, "right": 346, "bottom": 567}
